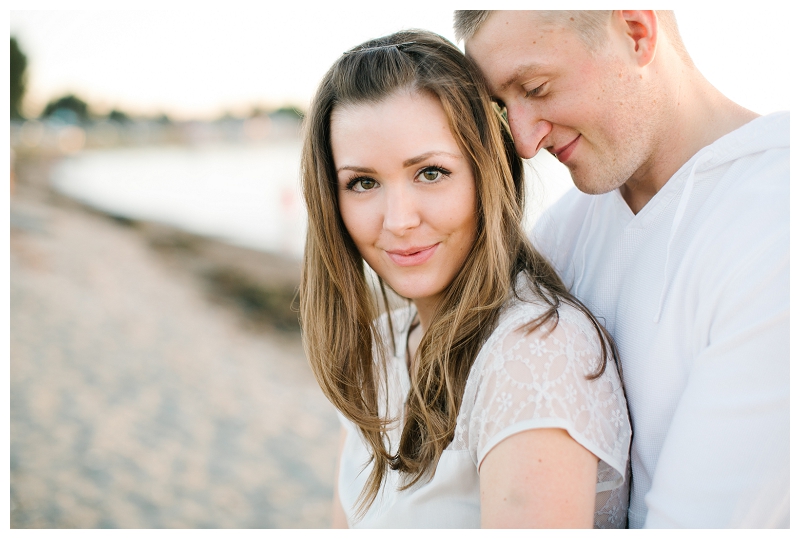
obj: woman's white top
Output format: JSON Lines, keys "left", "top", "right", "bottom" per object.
{"left": 337, "top": 286, "right": 632, "bottom": 528}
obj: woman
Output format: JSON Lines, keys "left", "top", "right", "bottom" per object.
{"left": 299, "top": 30, "right": 630, "bottom": 528}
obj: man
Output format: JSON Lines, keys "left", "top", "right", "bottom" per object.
{"left": 455, "top": 10, "right": 789, "bottom": 528}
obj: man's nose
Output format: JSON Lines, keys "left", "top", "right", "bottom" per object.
{"left": 383, "top": 186, "right": 421, "bottom": 236}
{"left": 508, "top": 110, "right": 552, "bottom": 159}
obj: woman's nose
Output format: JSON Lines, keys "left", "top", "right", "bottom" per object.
{"left": 382, "top": 186, "right": 421, "bottom": 236}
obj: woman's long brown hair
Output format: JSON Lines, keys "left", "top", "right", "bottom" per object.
{"left": 299, "top": 29, "right": 619, "bottom": 518}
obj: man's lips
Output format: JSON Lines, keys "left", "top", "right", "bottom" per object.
{"left": 551, "top": 135, "right": 581, "bottom": 163}
{"left": 385, "top": 244, "right": 439, "bottom": 266}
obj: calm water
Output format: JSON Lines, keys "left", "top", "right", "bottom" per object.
{"left": 51, "top": 140, "right": 307, "bottom": 259}
{"left": 51, "top": 140, "right": 573, "bottom": 259}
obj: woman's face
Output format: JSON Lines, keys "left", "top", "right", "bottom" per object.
{"left": 331, "top": 90, "right": 477, "bottom": 316}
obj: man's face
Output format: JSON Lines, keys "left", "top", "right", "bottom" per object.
{"left": 465, "top": 11, "right": 656, "bottom": 195}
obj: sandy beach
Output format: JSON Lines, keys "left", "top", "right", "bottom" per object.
{"left": 10, "top": 152, "right": 340, "bottom": 528}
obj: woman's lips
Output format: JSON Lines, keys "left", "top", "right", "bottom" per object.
{"left": 386, "top": 244, "right": 439, "bottom": 266}
{"left": 553, "top": 135, "right": 581, "bottom": 163}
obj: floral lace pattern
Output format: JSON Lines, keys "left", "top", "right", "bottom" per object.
{"left": 342, "top": 288, "right": 632, "bottom": 528}
{"left": 448, "top": 293, "right": 632, "bottom": 528}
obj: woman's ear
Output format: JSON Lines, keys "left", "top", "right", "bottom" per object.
{"left": 615, "top": 10, "right": 659, "bottom": 67}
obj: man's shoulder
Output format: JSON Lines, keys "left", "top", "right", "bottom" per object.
{"left": 537, "top": 185, "right": 593, "bottom": 221}
{"left": 532, "top": 187, "right": 590, "bottom": 242}
{"left": 530, "top": 187, "right": 617, "bottom": 267}
{"left": 698, "top": 115, "right": 789, "bottom": 229}
{"left": 718, "top": 111, "right": 789, "bottom": 157}
{"left": 662, "top": 112, "right": 788, "bottom": 248}
{"left": 675, "top": 122, "right": 789, "bottom": 305}
{"left": 701, "top": 111, "right": 789, "bottom": 193}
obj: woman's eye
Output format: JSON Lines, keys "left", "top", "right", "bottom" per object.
{"left": 419, "top": 167, "right": 451, "bottom": 183}
{"left": 357, "top": 178, "right": 377, "bottom": 191}
{"left": 420, "top": 169, "right": 441, "bottom": 182}
{"left": 350, "top": 178, "right": 377, "bottom": 192}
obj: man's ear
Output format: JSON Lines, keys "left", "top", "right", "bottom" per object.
{"left": 615, "top": 10, "right": 659, "bottom": 67}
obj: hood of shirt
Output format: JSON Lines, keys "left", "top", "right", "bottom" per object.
{"left": 651, "top": 111, "right": 789, "bottom": 322}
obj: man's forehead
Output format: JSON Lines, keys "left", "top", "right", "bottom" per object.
{"left": 471, "top": 10, "right": 561, "bottom": 42}
{"left": 466, "top": 13, "right": 564, "bottom": 94}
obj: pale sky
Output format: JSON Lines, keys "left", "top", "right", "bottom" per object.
{"left": 8, "top": 3, "right": 794, "bottom": 120}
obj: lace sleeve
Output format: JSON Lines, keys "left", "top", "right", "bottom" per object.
{"left": 455, "top": 303, "right": 630, "bottom": 489}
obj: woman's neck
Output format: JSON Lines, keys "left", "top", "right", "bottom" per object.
{"left": 406, "top": 314, "right": 423, "bottom": 372}
{"left": 412, "top": 297, "right": 437, "bottom": 333}
{"left": 407, "top": 298, "right": 436, "bottom": 372}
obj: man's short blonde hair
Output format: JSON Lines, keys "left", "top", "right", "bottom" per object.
{"left": 454, "top": 10, "right": 691, "bottom": 63}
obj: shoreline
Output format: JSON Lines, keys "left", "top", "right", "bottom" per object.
{"left": 13, "top": 150, "right": 304, "bottom": 335}
{"left": 10, "top": 150, "right": 339, "bottom": 528}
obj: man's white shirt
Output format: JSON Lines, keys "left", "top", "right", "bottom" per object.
{"left": 532, "top": 112, "right": 789, "bottom": 528}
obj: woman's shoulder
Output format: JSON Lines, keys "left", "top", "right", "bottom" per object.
{"left": 455, "top": 282, "right": 630, "bottom": 475}
{"left": 492, "top": 283, "right": 606, "bottom": 364}
{"left": 477, "top": 297, "right": 611, "bottom": 403}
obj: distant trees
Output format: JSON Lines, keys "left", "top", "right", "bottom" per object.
{"left": 272, "top": 106, "right": 304, "bottom": 120}
{"left": 11, "top": 37, "right": 27, "bottom": 120}
{"left": 108, "top": 109, "right": 131, "bottom": 123}
{"left": 41, "top": 94, "right": 90, "bottom": 123}
{"left": 11, "top": 34, "right": 309, "bottom": 125}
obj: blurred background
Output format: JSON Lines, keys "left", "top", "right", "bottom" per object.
{"left": 8, "top": 4, "right": 792, "bottom": 529}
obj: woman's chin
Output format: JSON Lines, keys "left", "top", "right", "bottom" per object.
{"left": 394, "top": 290, "right": 444, "bottom": 311}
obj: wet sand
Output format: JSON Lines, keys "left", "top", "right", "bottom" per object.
{"left": 10, "top": 153, "right": 340, "bottom": 528}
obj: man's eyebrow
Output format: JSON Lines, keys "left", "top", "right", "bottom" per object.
{"left": 402, "top": 151, "right": 461, "bottom": 168}
{"left": 497, "top": 63, "right": 546, "bottom": 93}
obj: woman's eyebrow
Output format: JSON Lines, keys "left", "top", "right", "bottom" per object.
{"left": 336, "top": 165, "right": 376, "bottom": 174}
{"left": 402, "top": 151, "right": 461, "bottom": 168}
